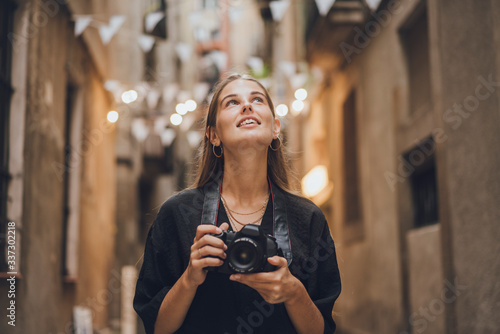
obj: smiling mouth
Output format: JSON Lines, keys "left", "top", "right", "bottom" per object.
{"left": 237, "top": 119, "right": 260, "bottom": 127}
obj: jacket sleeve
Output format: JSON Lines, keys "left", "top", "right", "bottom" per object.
{"left": 133, "top": 203, "right": 186, "bottom": 334}
{"left": 306, "top": 210, "right": 342, "bottom": 334}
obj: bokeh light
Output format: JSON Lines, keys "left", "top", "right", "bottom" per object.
{"left": 276, "top": 104, "right": 289, "bottom": 117}
{"left": 170, "top": 113, "right": 183, "bottom": 125}
{"left": 294, "top": 88, "right": 308, "bottom": 101}
{"left": 301, "top": 165, "right": 328, "bottom": 197}
{"left": 291, "top": 100, "right": 305, "bottom": 114}
{"left": 185, "top": 99, "right": 197, "bottom": 112}
{"left": 121, "top": 90, "right": 138, "bottom": 104}
{"left": 107, "top": 111, "right": 119, "bottom": 123}
{"left": 175, "top": 103, "right": 188, "bottom": 115}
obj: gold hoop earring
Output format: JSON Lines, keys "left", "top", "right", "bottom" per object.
{"left": 213, "top": 144, "right": 223, "bottom": 158}
{"left": 269, "top": 136, "right": 281, "bottom": 151}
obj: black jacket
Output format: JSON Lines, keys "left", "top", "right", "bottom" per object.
{"left": 133, "top": 181, "right": 341, "bottom": 334}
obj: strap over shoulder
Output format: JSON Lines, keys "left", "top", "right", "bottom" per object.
{"left": 201, "top": 174, "right": 293, "bottom": 265}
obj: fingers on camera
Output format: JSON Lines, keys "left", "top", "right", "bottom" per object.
{"left": 195, "top": 225, "right": 222, "bottom": 241}
{"left": 198, "top": 245, "right": 226, "bottom": 259}
{"left": 200, "top": 234, "right": 226, "bottom": 249}
{"left": 202, "top": 256, "right": 224, "bottom": 267}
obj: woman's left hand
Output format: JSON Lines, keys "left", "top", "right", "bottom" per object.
{"left": 229, "top": 256, "right": 300, "bottom": 304}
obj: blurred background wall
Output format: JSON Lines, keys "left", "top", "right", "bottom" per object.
{"left": 0, "top": 0, "right": 498, "bottom": 333}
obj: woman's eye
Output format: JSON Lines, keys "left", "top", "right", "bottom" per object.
{"left": 226, "top": 100, "right": 238, "bottom": 107}
{"left": 253, "top": 97, "right": 263, "bottom": 103}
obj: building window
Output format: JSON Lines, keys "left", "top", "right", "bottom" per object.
{"left": 61, "top": 83, "right": 83, "bottom": 280}
{"left": 0, "top": 0, "right": 16, "bottom": 272}
{"left": 343, "top": 90, "right": 363, "bottom": 225}
{"left": 400, "top": 6, "right": 431, "bottom": 116}
{"left": 404, "top": 137, "right": 439, "bottom": 228}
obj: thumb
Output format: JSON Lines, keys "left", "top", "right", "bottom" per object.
{"left": 268, "top": 256, "right": 287, "bottom": 267}
{"left": 220, "top": 222, "right": 230, "bottom": 231}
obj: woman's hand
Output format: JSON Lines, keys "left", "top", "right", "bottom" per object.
{"left": 229, "top": 257, "right": 325, "bottom": 333}
{"left": 185, "top": 223, "right": 230, "bottom": 287}
{"left": 229, "top": 256, "right": 301, "bottom": 304}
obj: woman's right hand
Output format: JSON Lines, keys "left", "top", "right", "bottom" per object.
{"left": 185, "top": 223, "right": 229, "bottom": 287}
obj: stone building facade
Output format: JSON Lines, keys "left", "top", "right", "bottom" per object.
{"left": 305, "top": 0, "right": 500, "bottom": 333}
{"left": 0, "top": 0, "right": 118, "bottom": 333}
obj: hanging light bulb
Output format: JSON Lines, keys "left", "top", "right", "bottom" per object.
{"left": 294, "top": 88, "right": 308, "bottom": 101}
{"left": 276, "top": 104, "right": 289, "bottom": 117}
{"left": 107, "top": 111, "right": 119, "bottom": 123}
{"left": 175, "top": 103, "right": 188, "bottom": 115}
{"left": 170, "top": 113, "right": 183, "bottom": 126}
{"left": 185, "top": 99, "right": 197, "bottom": 112}
{"left": 121, "top": 90, "right": 138, "bottom": 104}
{"left": 291, "top": 100, "right": 305, "bottom": 115}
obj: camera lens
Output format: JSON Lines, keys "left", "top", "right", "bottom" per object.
{"left": 234, "top": 247, "right": 252, "bottom": 265}
{"left": 228, "top": 238, "right": 263, "bottom": 273}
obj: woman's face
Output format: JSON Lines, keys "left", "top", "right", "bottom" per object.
{"left": 210, "top": 79, "right": 280, "bottom": 153}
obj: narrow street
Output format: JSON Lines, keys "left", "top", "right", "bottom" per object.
{"left": 0, "top": 0, "right": 499, "bottom": 333}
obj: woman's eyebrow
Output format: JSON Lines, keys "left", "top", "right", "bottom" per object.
{"left": 220, "top": 94, "right": 237, "bottom": 106}
{"left": 251, "top": 91, "right": 266, "bottom": 97}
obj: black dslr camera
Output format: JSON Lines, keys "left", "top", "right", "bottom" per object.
{"left": 207, "top": 224, "right": 282, "bottom": 274}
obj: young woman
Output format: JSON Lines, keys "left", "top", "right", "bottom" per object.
{"left": 133, "top": 74, "right": 341, "bottom": 334}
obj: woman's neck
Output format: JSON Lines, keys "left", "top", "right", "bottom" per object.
{"left": 222, "top": 150, "right": 269, "bottom": 205}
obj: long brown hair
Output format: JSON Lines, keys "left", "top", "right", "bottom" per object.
{"left": 192, "top": 73, "right": 296, "bottom": 193}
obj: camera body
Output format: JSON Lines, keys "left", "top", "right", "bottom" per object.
{"left": 207, "top": 224, "right": 282, "bottom": 274}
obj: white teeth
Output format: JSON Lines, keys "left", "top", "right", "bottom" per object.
{"left": 239, "top": 119, "right": 257, "bottom": 126}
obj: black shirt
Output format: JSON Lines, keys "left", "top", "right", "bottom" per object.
{"left": 133, "top": 185, "right": 341, "bottom": 334}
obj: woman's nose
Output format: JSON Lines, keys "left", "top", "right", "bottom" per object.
{"left": 242, "top": 102, "right": 252, "bottom": 112}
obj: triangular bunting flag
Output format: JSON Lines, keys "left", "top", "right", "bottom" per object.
{"left": 109, "top": 15, "right": 126, "bottom": 29}
{"left": 187, "top": 131, "right": 203, "bottom": 149}
{"left": 134, "top": 82, "right": 150, "bottom": 100}
{"left": 229, "top": 7, "right": 245, "bottom": 23}
{"left": 315, "top": 0, "right": 336, "bottom": 16}
{"left": 194, "top": 28, "right": 211, "bottom": 42}
{"left": 145, "top": 11, "right": 165, "bottom": 33}
{"left": 279, "top": 61, "right": 296, "bottom": 78}
{"left": 131, "top": 118, "right": 149, "bottom": 142}
{"left": 104, "top": 80, "right": 123, "bottom": 102}
{"left": 160, "top": 128, "right": 176, "bottom": 147}
{"left": 138, "top": 34, "right": 155, "bottom": 52}
{"left": 163, "top": 84, "right": 179, "bottom": 104}
{"left": 74, "top": 15, "right": 92, "bottom": 36}
{"left": 154, "top": 116, "right": 167, "bottom": 135}
{"left": 99, "top": 15, "right": 125, "bottom": 45}
{"left": 194, "top": 82, "right": 210, "bottom": 102}
{"left": 290, "top": 73, "right": 308, "bottom": 90}
{"left": 104, "top": 80, "right": 121, "bottom": 92}
{"left": 270, "top": 0, "right": 290, "bottom": 22}
{"left": 247, "top": 57, "right": 264, "bottom": 75}
{"left": 176, "top": 42, "right": 193, "bottom": 63}
{"left": 188, "top": 11, "right": 204, "bottom": 29}
{"left": 178, "top": 90, "right": 191, "bottom": 103}
{"left": 365, "top": 0, "right": 382, "bottom": 11}
{"left": 146, "top": 89, "right": 161, "bottom": 110}
{"left": 209, "top": 51, "right": 227, "bottom": 72}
